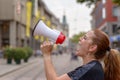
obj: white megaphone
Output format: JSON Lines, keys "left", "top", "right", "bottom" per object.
{"left": 32, "top": 20, "right": 66, "bottom": 44}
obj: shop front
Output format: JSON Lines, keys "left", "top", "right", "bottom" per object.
{"left": 110, "top": 35, "right": 120, "bottom": 51}
{"left": 0, "top": 21, "right": 9, "bottom": 48}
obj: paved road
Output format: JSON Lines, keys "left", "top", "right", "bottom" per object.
{"left": 0, "top": 54, "right": 82, "bottom": 80}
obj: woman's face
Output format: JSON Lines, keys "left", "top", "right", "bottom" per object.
{"left": 75, "top": 31, "right": 94, "bottom": 57}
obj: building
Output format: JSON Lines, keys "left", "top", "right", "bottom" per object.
{"left": 61, "top": 13, "right": 69, "bottom": 52}
{"left": 0, "top": 0, "right": 27, "bottom": 48}
{"left": 0, "top": 0, "right": 67, "bottom": 51}
{"left": 91, "top": 0, "right": 120, "bottom": 49}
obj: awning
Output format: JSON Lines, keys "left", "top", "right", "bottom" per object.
{"left": 110, "top": 35, "right": 120, "bottom": 42}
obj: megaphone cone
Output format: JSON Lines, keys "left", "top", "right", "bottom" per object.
{"left": 32, "top": 20, "right": 66, "bottom": 44}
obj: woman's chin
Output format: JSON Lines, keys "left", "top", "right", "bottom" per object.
{"left": 75, "top": 52, "right": 79, "bottom": 56}
{"left": 75, "top": 52, "right": 83, "bottom": 57}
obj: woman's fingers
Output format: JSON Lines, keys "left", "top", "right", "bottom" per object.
{"left": 42, "top": 41, "right": 52, "bottom": 47}
{"left": 40, "top": 41, "right": 53, "bottom": 55}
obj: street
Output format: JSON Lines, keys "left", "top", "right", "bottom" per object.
{"left": 0, "top": 54, "right": 82, "bottom": 80}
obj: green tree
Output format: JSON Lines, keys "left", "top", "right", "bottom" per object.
{"left": 77, "top": 0, "right": 120, "bottom": 7}
{"left": 70, "top": 32, "right": 86, "bottom": 43}
{"left": 113, "top": 0, "right": 120, "bottom": 5}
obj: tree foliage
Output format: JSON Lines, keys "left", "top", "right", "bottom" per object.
{"left": 77, "top": 0, "right": 120, "bottom": 7}
{"left": 70, "top": 32, "right": 86, "bottom": 43}
{"left": 112, "top": 0, "right": 120, "bottom": 5}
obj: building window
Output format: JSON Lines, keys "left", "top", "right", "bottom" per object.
{"left": 117, "top": 26, "right": 120, "bottom": 34}
{"left": 1, "top": 23, "right": 9, "bottom": 47}
{"left": 102, "top": 0, "right": 106, "bottom": 4}
{"left": 112, "top": 6, "right": 119, "bottom": 17}
{"left": 102, "top": 8, "right": 106, "bottom": 19}
{"left": 112, "top": 24, "right": 117, "bottom": 34}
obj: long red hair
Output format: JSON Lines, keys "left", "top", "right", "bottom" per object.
{"left": 92, "top": 29, "right": 120, "bottom": 80}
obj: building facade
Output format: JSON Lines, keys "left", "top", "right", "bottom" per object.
{"left": 91, "top": 0, "right": 120, "bottom": 49}
{"left": 0, "top": 0, "right": 27, "bottom": 48}
{"left": 0, "top": 0, "right": 69, "bottom": 51}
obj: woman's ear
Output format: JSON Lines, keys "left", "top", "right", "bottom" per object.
{"left": 89, "top": 44, "right": 97, "bottom": 52}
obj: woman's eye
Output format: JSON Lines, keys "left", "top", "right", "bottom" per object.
{"left": 83, "top": 36, "right": 87, "bottom": 40}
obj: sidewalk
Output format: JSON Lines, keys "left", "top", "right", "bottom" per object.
{"left": 0, "top": 57, "right": 40, "bottom": 77}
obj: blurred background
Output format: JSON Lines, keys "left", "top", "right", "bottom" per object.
{"left": 0, "top": 0, "right": 120, "bottom": 80}
{"left": 0, "top": 0, "right": 120, "bottom": 53}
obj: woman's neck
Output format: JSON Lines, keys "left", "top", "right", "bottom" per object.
{"left": 82, "top": 55, "right": 97, "bottom": 65}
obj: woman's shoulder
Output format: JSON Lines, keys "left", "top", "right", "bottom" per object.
{"left": 85, "top": 60, "right": 103, "bottom": 72}
{"left": 67, "top": 60, "right": 104, "bottom": 80}
{"left": 74, "top": 60, "right": 101, "bottom": 72}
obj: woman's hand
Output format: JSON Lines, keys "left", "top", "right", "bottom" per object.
{"left": 40, "top": 41, "right": 53, "bottom": 56}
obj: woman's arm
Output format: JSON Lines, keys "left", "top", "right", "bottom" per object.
{"left": 43, "top": 54, "right": 57, "bottom": 80}
{"left": 41, "top": 41, "right": 71, "bottom": 80}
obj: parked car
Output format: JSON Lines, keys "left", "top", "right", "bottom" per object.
{"left": 52, "top": 50, "right": 59, "bottom": 55}
{"left": 34, "top": 50, "right": 42, "bottom": 57}
{"left": 116, "top": 48, "right": 120, "bottom": 51}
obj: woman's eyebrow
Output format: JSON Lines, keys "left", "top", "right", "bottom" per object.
{"left": 84, "top": 34, "right": 90, "bottom": 39}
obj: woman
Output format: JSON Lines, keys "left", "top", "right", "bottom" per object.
{"left": 40, "top": 29, "right": 120, "bottom": 80}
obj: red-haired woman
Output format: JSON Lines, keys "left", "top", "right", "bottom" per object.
{"left": 40, "top": 29, "right": 120, "bottom": 80}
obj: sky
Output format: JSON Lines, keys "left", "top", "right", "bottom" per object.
{"left": 43, "top": 0, "right": 94, "bottom": 38}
